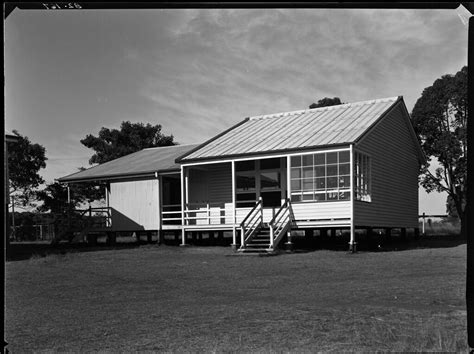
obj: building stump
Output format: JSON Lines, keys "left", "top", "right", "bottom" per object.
{"left": 209, "top": 231, "right": 215, "bottom": 245}
{"left": 106, "top": 232, "right": 116, "bottom": 246}
{"left": 400, "top": 228, "right": 407, "bottom": 241}
{"left": 158, "top": 230, "right": 164, "bottom": 245}
{"left": 414, "top": 227, "right": 420, "bottom": 240}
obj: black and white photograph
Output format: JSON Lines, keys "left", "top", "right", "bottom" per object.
{"left": 4, "top": 2, "right": 472, "bottom": 352}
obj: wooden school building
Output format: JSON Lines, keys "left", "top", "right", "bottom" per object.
{"left": 58, "top": 96, "right": 425, "bottom": 252}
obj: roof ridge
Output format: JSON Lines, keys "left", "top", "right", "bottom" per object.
{"left": 249, "top": 96, "right": 400, "bottom": 120}
{"left": 142, "top": 143, "right": 198, "bottom": 151}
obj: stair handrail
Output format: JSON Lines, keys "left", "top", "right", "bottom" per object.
{"left": 269, "top": 198, "right": 293, "bottom": 249}
{"left": 239, "top": 197, "right": 262, "bottom": 227}
{"left": 240, "top": 197, "right": 263, "bottom": 247}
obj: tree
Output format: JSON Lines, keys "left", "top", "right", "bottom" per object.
{"left": 80, "top": 121, "right": 176, "bottom": 165}
{"left": 36, "top": 182, "right": 84, "bottom": 214}
{"left": 11, "top": 212, "right": 36, "bottom": 241}
{"left": 411, "top": 66, "right": 467, "bottom": 236}
{"left": 309, "top": 97, "right": 342, "bottom": 109}
{"left": 7, "top": 130, "right": 47, "bottom": 209}
{"left": 36, "top": 177, "right": 105, "bottom": 214}
{"left": 70, "top": 167, "right": 107, "bottom": 205}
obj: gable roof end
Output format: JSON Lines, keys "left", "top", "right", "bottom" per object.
{"left": 354, "top": 96, "right": 426, "bottom": 165}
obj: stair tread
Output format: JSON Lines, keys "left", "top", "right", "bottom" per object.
{"left": 240, "top": 249, "right": 270, "bottom": 253}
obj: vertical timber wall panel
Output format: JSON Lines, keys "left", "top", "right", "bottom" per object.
{"left": 187, "top": 163, "right": 232, "bottom": 225}
{"left": 208, "top": 163, "right": 232, "bottom": 203}
{"left": 188, "top": 169, "right": 208, "bottom": 204}
{"left": 109, "top": 179, "right": 160, "bottom": 231}
{"left": 354, "top": 103, "right": 420, "bottom": 228}
{"left": 188, "top": 163, "right": 232, "bottom": 204}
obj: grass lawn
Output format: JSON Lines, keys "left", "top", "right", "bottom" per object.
{"left": 5, "top": 243, "right": 467, "bottom": 352}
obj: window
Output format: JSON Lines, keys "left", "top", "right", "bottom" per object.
{"left": 235, "top": 158, "right": 283, "bottom": 208}
{"left": 355, "top": 152, "right": 371, "bottom": 202}
{"left": 236, "top": 173, "right": 255, "bottom": 191}
{"left": 259, "top": 159, "right": 282, "bottom": 207}
{"left": 290, "top": 150, "right": 351, "bottom": 202}
{"left": 260, "top": 171, "right": 280, "bottom": 190}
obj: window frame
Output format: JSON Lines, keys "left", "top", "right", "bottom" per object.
{"left": 290, "top": 150, "right": 351, "bottom": 203}
{"left": 354, "top": 151, "right": 372, "bottom": 203}
{"left": 235, "top": 157, "right": 285, "bottom": 208}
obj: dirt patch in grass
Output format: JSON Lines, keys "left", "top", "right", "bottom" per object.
{"left": 5, "top": 244, "right": 467, "bottom": 352}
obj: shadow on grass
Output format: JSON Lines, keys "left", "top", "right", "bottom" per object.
{"left": 6, "top": 234, "right": 466, "bottom": 261}
{"left": 290, "top": 233, "right": 467, "bottom": 253}
{"left": 6, "top": 236, "right": 234, "bottom": 262}
{"left": 6, "top": 241, "right": 143, "bottom": 262}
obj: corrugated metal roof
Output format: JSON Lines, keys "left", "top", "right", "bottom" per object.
{"left": 179, "top": 97, "right": 401, "bottom": 162}
{"left": 59, "top": 144, "right": 198, "bottom": 182}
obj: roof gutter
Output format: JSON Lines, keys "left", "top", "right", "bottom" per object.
{"left": 177, "top": 142, "right": 351, "bottom": 164}
{"left": 57, "top": 169, "right": 180, "bottom": 184}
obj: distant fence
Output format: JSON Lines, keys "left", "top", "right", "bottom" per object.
{"left": 10, "top": 207, "right": 112, "bottom": 243}
{"left": 418, "top": 214, "right": 448, "bottom": 218}
{"left": 33, "top": 224, "right": 55, "bottom": 240}
{"left": 11, "top": 224, "right": 55, "bottom": 242}
{"left": 418, "top": 213, "right": 459, "bottom": 235}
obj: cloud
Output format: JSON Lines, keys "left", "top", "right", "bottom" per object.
{"left": 5, "top": 7, "right": 467, "bottom": 207}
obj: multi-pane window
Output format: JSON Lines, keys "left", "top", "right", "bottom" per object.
{"left": 290, "top": 151, "right": 351, "bottom": 202}
{"left": 260, "top": 161, "right": 282, "bottom": 207}
{"left": 355, "top": 152, "right": 371, "bottom": 202}
{"left": 235, "top": 158, "right": 283, "bottom": 207}
{"left": 236, "top": 160, "right": 257, "bottom": 207}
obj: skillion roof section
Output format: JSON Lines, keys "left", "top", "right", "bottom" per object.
{"left": 5, "top": 130, "right": 21, "bottom": 142}
{"left": 58, "top": 144, "right": 199, "bottom": 183}
{"left": 177, "top": 97, "right": 404, "bottom": 163}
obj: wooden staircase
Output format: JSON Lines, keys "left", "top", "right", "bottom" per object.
{"left": 239, "top": 225, "right": 272, "bottom": 253}
{"left": 238, "top": 198, "right": 293, "bottom": 254}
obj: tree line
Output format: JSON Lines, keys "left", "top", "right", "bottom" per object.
{"left": 8, "top": 121, "right": 176, "bottom": 215}
{"left": 7, "top": 66, "right": 468, "bottom": 236}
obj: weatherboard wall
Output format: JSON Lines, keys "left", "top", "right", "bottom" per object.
{"left": 353, "top": 103, "right": 420, "bottom": 228}
{"left": 109, "top": 178, "right": 160, "bottom": 231}
{"left": 186, "top": 163, "right": 234, "bottom": 225}
{"left": 188, "top": 163, "right": 232, "bottom": 204}
{"left": 292, "top": 201, "right": 351, "bottom": 225}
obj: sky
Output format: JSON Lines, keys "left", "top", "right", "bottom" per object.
{"left": 5, "top": 6, "right": 469, "bottom": 214}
